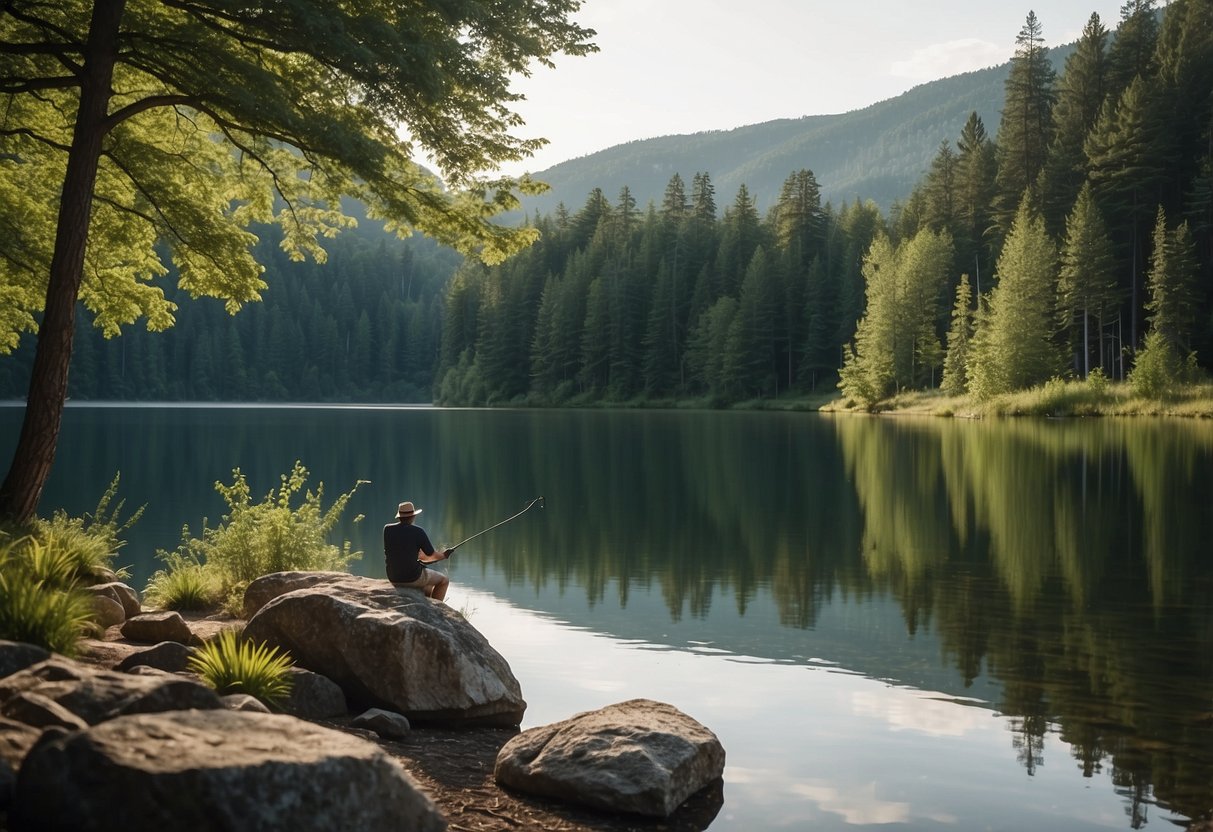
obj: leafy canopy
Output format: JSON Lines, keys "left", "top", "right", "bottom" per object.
{"left": 0, "top": 0, "right": 596, "bottom": 350}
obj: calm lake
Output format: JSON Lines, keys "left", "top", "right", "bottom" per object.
{"left": 4, "top": 403, "right": 1213, "bottom": 831}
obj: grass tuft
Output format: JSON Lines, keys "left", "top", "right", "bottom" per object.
{"left": 188, "top": 629, "right": 294, "bottom": 707}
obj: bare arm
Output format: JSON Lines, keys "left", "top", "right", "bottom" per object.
{"left": 418, "top": 548, "right": 450, "bottom": 564}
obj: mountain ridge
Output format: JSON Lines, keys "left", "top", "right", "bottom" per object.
{"left": 518, "top": 44, "right": 1076, "bottom": 216}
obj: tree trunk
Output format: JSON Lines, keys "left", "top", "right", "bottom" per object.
{"left": 0, "top": 0, "right": 125, "bottom": 524}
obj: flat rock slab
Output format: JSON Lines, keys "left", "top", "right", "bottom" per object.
{"left": 495, "top": 698, "right": 725, "bottom": 817}
{"left": 121, "top": 611, "right": 193, "bottom": 645}
{"left": 9, "top": 709, "right": 446, "bottom": 832}
{"left": 0, "top": 656, "right": 222, "bottom": 726}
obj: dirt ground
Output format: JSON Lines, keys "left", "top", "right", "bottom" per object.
{"left": 78, "top": 618, "right": 724, "bottom": 832}
{"left": 319, "top": 719, "right": 725, "bottom": 832}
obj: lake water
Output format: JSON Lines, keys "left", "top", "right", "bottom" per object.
{"left": 3, "top": 403, "right": 1213, "bottom": 831}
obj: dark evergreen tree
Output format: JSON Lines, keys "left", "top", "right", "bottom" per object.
{"left": 1039, "top": 13, "right": 1109, "bottom": 236}
{"left": 1058, "top": 183, "right": 1120, "bottom": 377}
{"left": 993, "top": 11, "right": 1057, "bottom": 237}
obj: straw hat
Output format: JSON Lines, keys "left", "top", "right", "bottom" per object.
{"left": 397, "top": 501, "right": 423, "bottom": 519}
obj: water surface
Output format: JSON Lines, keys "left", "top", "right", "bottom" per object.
{"left": 3, "top": 404, "right": 1211, "bottom": 830}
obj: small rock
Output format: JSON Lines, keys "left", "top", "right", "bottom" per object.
{"left": 0, "top": 691, "right": 88, "bottom": 731}
{"left": 90, "top": 582, "right": 142, "bottom": 618}
{"left": 222, "top": 694, "right": 271, "bottom": 713}
{"left": 352, "top": 708, "right": 411, "bottom": 740}
{"left": 88, "top": 594, "right": 126, "bottom": 628}
{"left": 280, "top": 668, "right": 347, "bottom": 719}
{"left": 116, "top": 642, "right": 198, "bottom": 674}
{"left": 121, "top": 611, "right": 193, "bottom": 645}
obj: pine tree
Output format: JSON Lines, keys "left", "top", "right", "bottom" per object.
{"left": 993, "top": 11, "right": 1057, "bottom": 236}
{"left": 661, "top": 174, "right": 689, "bottom": 219}
{"left": 722, "top": 246, "right": 780, "bottom": 399}
{"left": 1039, "top": 13, "right": 1109, "bottom": 236}
{"left": 941, "top": 274, "right": 974, "bottom": 395}
{"left": 718, "top": 184, "right": 763, "bottom": 296}
{"left": 955, "top": 113, "right": 998, "bottom": 290}
{"left": 1106, "top": 0, "right": 1159, "bottom": 103}
{"left": 1085, "top": 75, "right": 1169, "bottom": 350}
{"left": 1145, "top": 206, "right": 1201, "bottom": 350}
{"left": 1058, "top": 183, "right": 1119, "bottom": 377}
{"left": 924, "top": 141, "right": 959, "bottom": 232}
{"left": 967, "top": 200, "right": 1061, "bottom": 398}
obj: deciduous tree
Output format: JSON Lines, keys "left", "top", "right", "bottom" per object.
{"left": 0, "top": 0, "right": 595, "bottom": 522}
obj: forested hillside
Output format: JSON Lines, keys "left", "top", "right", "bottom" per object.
{"left": 437, "top": 2, "right": 1213, "bottom": 408}
{"left": 0, "top": 221, "right": 459, "bottom": 402}
{"left": 512, "top": 45, "right": 1087, "bottom": 216}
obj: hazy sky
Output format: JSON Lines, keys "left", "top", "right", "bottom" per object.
{"left": 499, "top": 0, "right": 1132, "bottom": 176}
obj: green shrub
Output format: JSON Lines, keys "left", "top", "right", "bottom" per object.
{"left": 0, "top": 537, "right": 92, "bottom": 656}
{"left": 31, "top": 475, "right": 142, "bottom": 582}
{"left": 1086, "top": 367, "right": 1108, "bottom": 395}
{"left": 1130, "top": 331, "right": 1184, "bottom": 399}
{"left": 149, "top": 462, "right": 365, "bottom": 614}
{"left": 188, "top": 629, "right": 294, "bottom": 706}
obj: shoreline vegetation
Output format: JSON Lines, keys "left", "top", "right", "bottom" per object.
{"left": 429, "top": 376, "right": 1213, "bottom": 419}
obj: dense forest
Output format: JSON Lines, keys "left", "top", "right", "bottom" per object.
{"left": 437, "top": 1, "right": 1213, "bottom": 408}
{"left": 0, "top": 220, "right": 459, "bottom": 401}
{"left": 2, "top": 2, "right": 1209, "bottom": 409}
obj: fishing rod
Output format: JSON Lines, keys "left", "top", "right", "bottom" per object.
{"left": 445, "top": 496, "right": 544, "bottom": 554}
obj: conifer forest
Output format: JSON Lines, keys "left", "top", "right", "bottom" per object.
{"left": 2, "top": 2, "right": 1210, "bottom": 409}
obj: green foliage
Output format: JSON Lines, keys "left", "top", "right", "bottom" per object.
{"left": 149, "top": 463, "right": 365, "bottom": 613}
{"left": 188, "top": 629, "right": 293, "bottom": 707}
{"left": 967, "top": 201, "right": 1060, "bottom": 399}
{"left": 28, "top": 475, "right": 142, "bottom": 582}
{"left": 941, "top": 275, "right": 974, "bottom": 395}
{"left": 837, "top": 229, "right": 954, "bottom": 405}
{"left": 143, "top": 549, "right": 220, "bottom": 612}
{"left": 1145, "top": 208, "right": 1200, "bottom": 350}
{"left": 1086, "top": 366, "right": 1109, "bottom": 395}
{"left": 1130, "top": 330, "right": 1193, "bottom": 399}
{"left": 0, "top": 536, "right": 92, "bottom": 656}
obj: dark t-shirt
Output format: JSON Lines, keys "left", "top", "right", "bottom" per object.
{"left": 383, "top": 521, "right": 435, "bottom": 584}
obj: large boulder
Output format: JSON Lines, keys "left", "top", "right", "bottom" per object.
{"left": 9, "top": 709, "right": 446, "bottom": 832}
{"left": 494, "top": 699, "right": 725, "bottom": 818}
{"left": 242, "top": 573, "right": 525, "bottom": 727}
{"left": 0, "top": 656, "right": 222, "bottom": 726}
{"left": 243, "top": 571, "right": 351, "bottom": 618}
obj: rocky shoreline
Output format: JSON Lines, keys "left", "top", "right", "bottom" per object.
{"left": 1, "top": 572, "right": 725, "bottom": 831}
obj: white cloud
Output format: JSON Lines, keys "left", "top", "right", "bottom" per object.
{"left": 851, "top": 689, "right": 992, "bottom": 737}
{"left": 890, "top": 39, "right": 1009, "bottom": 80}
{"left": 792, "top": 781, "right": 911, "bottom": 825}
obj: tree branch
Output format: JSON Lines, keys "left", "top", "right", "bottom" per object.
{"left": 0, "top": 75, "right": 78, "bottom": 94}
{"left": 0, "top": 126, "right": 72, "bottom": 152}
{"left": 101, "top": 93, "right": 197, "bottom": 132}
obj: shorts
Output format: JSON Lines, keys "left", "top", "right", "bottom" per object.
{"left": 391, "top": 567, "right": 446, "bottom": 591}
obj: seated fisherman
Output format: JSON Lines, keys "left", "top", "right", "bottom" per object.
{"left": 384, "top": 501, "right": 450, "bottom": 601}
